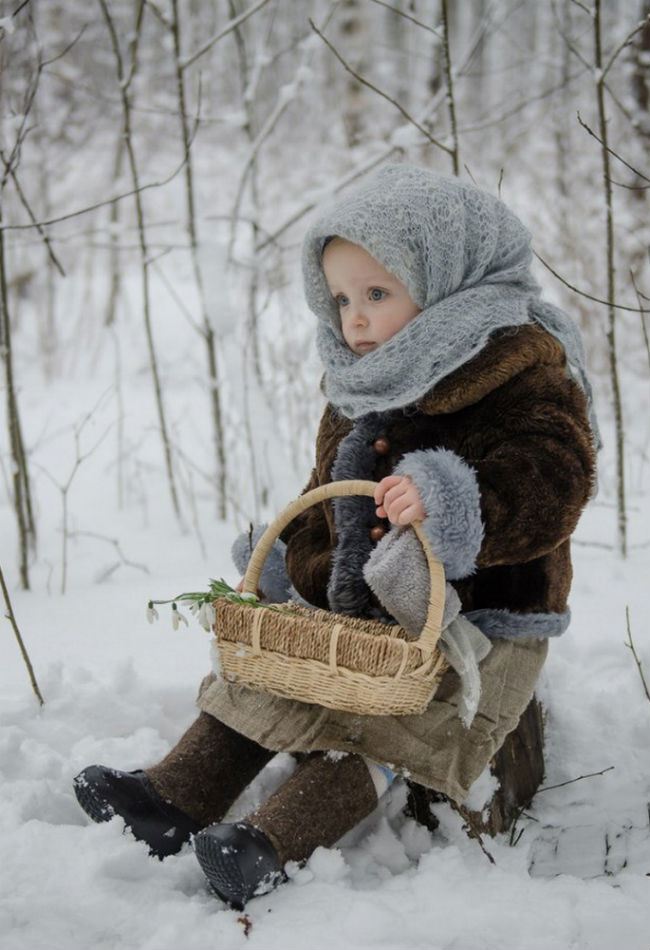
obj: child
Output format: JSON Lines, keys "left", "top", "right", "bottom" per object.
{"left": 74, "top": 163, "right": 600, "bottom": 910}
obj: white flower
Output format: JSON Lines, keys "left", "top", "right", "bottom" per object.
{"left": 171, "top": 604, "right": 189, "bottom": 630}
{"left": 146, "top": 603, "right": 159, "bottom": 624}
{"left": 197, "top": 601, "right": 216, "bottom": 631}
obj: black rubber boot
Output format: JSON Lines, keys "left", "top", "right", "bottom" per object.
{"left": 73, "top": 765, "right": 201, "bottom": 859}
{"left": 193, "top": 821, "right": 287, "bottom": 909}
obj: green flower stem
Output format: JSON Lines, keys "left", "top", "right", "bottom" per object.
{"left": 148, "top": 578, "right": 298, "bottom": 617}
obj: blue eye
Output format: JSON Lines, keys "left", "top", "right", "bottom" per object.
{"left": 370, "top": 288, "right": 387, "bottom": 301}
{"left": 335, "top": 294, "right": 349, "bottom": 307}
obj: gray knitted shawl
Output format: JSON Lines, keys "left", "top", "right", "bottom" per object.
{"left": 301, "top": 163, "right": 603, "bottom": 464}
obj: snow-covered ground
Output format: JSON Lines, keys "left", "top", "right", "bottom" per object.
{"left": 1, "top": 272, "right": 649, "bottom": 949}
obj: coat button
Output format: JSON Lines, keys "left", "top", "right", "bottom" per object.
{"left": 369, "top": 525, "right": 386, "bottom": 542}
{"left": 372, "top": 436, "right": 390, "bottom": 455}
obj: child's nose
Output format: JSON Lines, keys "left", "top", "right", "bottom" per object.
{"left": 350, "top": 302, "right": 369, "bottom": 325}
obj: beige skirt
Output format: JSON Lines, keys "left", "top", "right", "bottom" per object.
{"left": 196, "top": 635, "right": 548, "bottom": 804}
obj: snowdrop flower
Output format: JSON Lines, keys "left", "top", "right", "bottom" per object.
{"left": 197, "top": 600, "right": 216, "bottom": 632}
{"left": 146, "top": 602, "right": 159, "bottom": 624}
{"left": 171, "top": 603, "right": 189, "bottom": 631}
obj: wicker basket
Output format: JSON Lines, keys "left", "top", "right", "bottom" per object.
{"left": 212, "top": 480, "right": 448, "bottom": 716}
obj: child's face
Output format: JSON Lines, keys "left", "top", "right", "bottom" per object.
{"left": 321, "top": 238, "right": 421, "bottom": 356}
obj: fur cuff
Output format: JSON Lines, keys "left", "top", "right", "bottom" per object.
{"left": 393, "top": 448, "right": 484, "bottom": 580}
{"left": 230, "top": 524, "right": 292, "bottom": 603}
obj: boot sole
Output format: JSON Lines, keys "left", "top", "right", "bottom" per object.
{"left": 193, "top": 829, "right": 286, "bottom": 909}
{"left": 73, "top": 776, "right": 115, "bottom": 824}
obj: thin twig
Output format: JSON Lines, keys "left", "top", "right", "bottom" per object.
{"left": 631, "top": 270, "right": 650, "bottom": 374}
{"left": 99, "top": 0, "right": 181, "bottom": 521}
{"left": 67, "top": 530, "right": 150, "bottom": 576}
{"left": 1, "top": 153, "right": 66, "bottom": 276}
{"left": 601, "top": 15, "right": 650, "bottom": 84}
{"left": 507, "top": 765, "right": 615, "bottom": 843}
{"left": 256, "top": 3, "right": 514, "bottom": 252}
{"left": 169, "top": 2, "right": 227, "bottom": 519}
{"left": 537, "top": 765, "right": 615, "bottom": 793}
{"left": 180, "top": 0, "right": 273, "bottom": 71}
{"left": 576, "top": 111, "right": 650, "bottom": 184}
{"left": 366, "top": 0, "right": 442, "bottom": 37}
{"left": 1, "top": 148, "right": 194, "bottom": 234}
{"left": 569, "top": 0, "right": 592, "bottom": 14}
{"left": 0, "top": 563, "right": 44, "bottom": 705}
{"left": 308, "top": 17, "right": 453, "bottom": 155}
{"left": 448, "top": 800, "right": 496, "bottom": 865}
{"left": 533, "top": 249, "right": 650, "bottom": 313}
{"left": 624, "top": 605, "right": 650, "bottom": 703}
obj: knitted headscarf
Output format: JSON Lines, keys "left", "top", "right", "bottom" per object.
{"left": 301, "top": 163, "right": 603, "bottom": 462}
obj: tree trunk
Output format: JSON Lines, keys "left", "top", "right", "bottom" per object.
{"left": 404, "top": 695, "right": 545, "bottom": 837}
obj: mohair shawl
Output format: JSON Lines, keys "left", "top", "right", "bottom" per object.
{"left": 301, "top": 162, "right": 602, "bottom": 485}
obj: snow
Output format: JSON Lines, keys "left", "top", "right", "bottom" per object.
{"left": 1, "top": 360, "right": 649, "bottom": 948}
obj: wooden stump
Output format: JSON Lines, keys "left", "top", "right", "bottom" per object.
{"left": 404, "top": 695, "right": 546, "bottom": 838}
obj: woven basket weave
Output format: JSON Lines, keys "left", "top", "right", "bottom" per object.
{"left": 212, "top": 480, "right": 448, "bottom": 716}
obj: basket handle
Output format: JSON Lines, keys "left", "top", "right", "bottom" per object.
{"left": 241, "top": 479, "right": 446, "bottom": 658}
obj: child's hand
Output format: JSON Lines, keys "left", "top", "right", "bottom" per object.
{"left": 374, "top": 475, "right": 426, "bottom": 526}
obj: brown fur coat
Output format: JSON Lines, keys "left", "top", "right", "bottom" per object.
{"left": 197, "top": 323, "right": 598, "bottom": 799}
{"left": 279, "top": 323, "right": 597, "bottom": 619}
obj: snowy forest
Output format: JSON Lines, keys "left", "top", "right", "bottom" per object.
{"left": 1, "top": 0, "right": 650, "bottom": 947}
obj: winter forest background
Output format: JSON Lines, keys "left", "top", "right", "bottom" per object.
{"left": 1, "top": 2, "right": 650, "bottom": 948}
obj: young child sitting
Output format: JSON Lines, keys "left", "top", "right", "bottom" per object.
{"left": 74, "top": 163, "right": 600, "bottom": 910}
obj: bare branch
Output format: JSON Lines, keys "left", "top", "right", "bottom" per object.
{"left": 123, "top": 0, "right": 146, "bottom": 90}
{"left": 68, "top": 530, "right": 150, "bottom": 577}
{"left": 99, "top": 0, "right": 182, "bottom": 521}
{"left": 458, "top": 66, "right": 588, "bottom": 135}
{"left": 1, "top": 152, "right": 66, "bottom": 276}
{"left": 601, "top": 15, "right": 650, "bottom": 84}
{"left": 227, "top": 4, "right": 339, "bottom": 263}
{"left": 630, "top": 270, "right": 650, "bottom": 374}
{"left": 256, "top": 2, "right": 511, "bottom": 252}
{"left": 0, "top": 0, "right": 31, "bottom": 36}
{"left": 144, "top": 0, "right": 171, "bottom": 30}
{"left": 441, "top": 0, "right": 459, "bottom": 175}
{"left": 308, "top": 17, "right": 453, "bottom": 155}
{"left": 533, "top": 249, "right": 650, "bottom": 313}
{"left": 577, "top": 110, "right": 650, "bottom": 183}
{"left": 0, "top": 563, "right": 44, "bottom": 705}
{"left": 625, "top": 605, "right": 650, "bottom": 704}
{"left": 551, "top": 0, "right": 592, "bottom": 71}
{"left": 366, "top": 0, "right": 442, "bottom": 37}
{"left": 180, "top": 0, "right": 273, "bottom": 71}
{"left": 40, "top": 23, "right": 87, "bottom": 68}
{"left": 536, "top": 765, "right": 615, "bottom": 793}
{"left": 448, "top": 800, "right": 496, "bottom": 865}
{"left": 569, "top": 0, "right": 592, "bottom": 14}
{"left": 1, "top": 133, "right": 196, "bottom": 233}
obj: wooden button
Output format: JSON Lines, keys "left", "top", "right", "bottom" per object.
{"left": 369, "top": 525, "right": 386, "bottom": 541}
{"left": 372, "top": 436, "right": 390, "bottom": 455}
